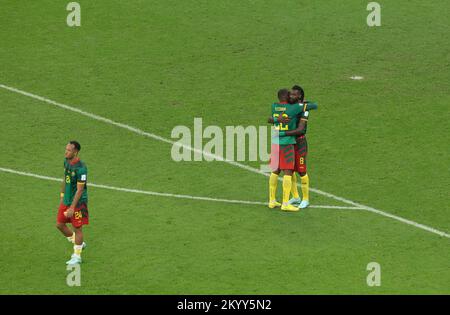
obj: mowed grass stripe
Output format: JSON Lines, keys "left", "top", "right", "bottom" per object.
{"left": 0, "top": 167, "right": 360, "bottom": 210}
{"left": 1, "top": 83, "right": 449, "bottom": 240}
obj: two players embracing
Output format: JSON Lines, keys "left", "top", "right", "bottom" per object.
{"left": 268, "top": 85, "right": 317, "bottom": 212}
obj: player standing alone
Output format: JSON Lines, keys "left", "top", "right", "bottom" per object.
{"left": 56, "top": 141, "right": 89, "bottom": 265}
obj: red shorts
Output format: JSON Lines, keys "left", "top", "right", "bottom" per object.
{"left": 294, "top": 136, "right": 308, "bottom": 174}
{"left": 270, "top": 144, "right": 295, "bottom": 171}
{"left": 57, "top": 203, "right": 89, "bottom": 228}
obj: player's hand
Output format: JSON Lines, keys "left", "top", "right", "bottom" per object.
{"left": 277, "top": 115, "right": 290, "bottom": 124}
{"left": 64, "top": 207, "right": 75, "bottom": 218}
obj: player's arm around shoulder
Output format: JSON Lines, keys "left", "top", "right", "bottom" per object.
{"left": 304, "top": 100, "right": 318, "bottom": 111}
{"left": 282, "top": 111, "right": 309, "bottom": 137}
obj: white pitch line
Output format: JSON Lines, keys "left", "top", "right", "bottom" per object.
{"left": 0, "top": 167, "right": 360, "bottom": 210}
{"left": 1, "top": 83, "right": 449, "bottom": 239}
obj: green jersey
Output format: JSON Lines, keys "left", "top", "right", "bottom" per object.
{"left": 63, "top": 158, "right": 88, "bottom": 206}
{"left": 271, "top": 102, "right": 317, "bottom": 144}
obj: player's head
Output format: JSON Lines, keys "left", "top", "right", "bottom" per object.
{"left": 277, "top": 88, "right": 290, "bottom": 103}
{"left": 65, "top": 140, "right": 81, "bottom": 159}
{"left": 290, "top": 85, "right": 305, "bottom": 103}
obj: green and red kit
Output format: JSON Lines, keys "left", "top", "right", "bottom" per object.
{"left": 293, "top": 101, "right": 317, "bottom": 174}
{"left": 57, "top": 157, "right": 89, "bottom": 227}
{"left": 270, "top": 101, "right": 316, "bottom": 171}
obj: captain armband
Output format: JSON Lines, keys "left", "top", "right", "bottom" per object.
{"left": 300, "top": 111, "right": 309, "bottom": 121}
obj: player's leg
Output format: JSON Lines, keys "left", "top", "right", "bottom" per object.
{"left": 66, "top": 205, "right": 88, "bottom": 265}
{"left": 299, "top": 170, "right": 309, "bottom": 208}
{"left": 288, "top": 143, "right": 302, "bottom": 205}
{"left": 297, "top": 137, "right": 310, "bottom": 209}
{"left": 67, "top": 226, "right": 83, "bottom": 265}
{"left": 56, "top": 204, "right": 75, "bottom": 243}
{"left": 66, "top": 225, "right": 86, "bottom": 265}
{"left": 288, "top": 173, "right": 301, "bottom": 205}
{"left": 73, "top": 226, "right": 84, "bottom": 255}
{"left": 56, "top": 222, "right": 75, "bottom": 243}
{"left": 269, "top": 169, "right": 281, "bottom": 208}
{"left": 268, "top": 144, "right": 282, "bottom": 208}
{"left": 281, "top": 169, "right": 298, "bottom": 211}
{"left": 74, "top": 226, "right": 83, "bottom": 245}
{"left": 279, "top": 144, "right": 299, "bottom": 212}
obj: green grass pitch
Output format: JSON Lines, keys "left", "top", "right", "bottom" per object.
{"left": 0, "top": 0, "right": 449, "bottom": 294}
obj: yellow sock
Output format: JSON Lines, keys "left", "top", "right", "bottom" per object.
{"left": 301, "top": 174, "right": 310, "bottom": 201}
{"left": 269, "top": 173, "right": 279, "bottom": 201}
{"left": 282, "top": 175, "right": 292, "bottom": 204}
{"left": 74, "top": 244, "right": 83, "bottom": 256}
{"left": 291, "top": 173, "right": 300, "bottom": 199}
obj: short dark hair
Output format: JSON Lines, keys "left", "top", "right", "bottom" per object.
{"left": 277, "top": 88, "right": 290, "bottom": 101}
{"left": 69, "top": 140, "right": 81, "bottom": 152}
{"left": 292, "top": 85, "right": 305, "bottom": 101}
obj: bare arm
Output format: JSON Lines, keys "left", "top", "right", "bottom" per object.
{"left": 60, "top": 177, "right": 65, "bottom": 203}
{"left": 284, "top": 118, "right": 307, "bottom": 137}
{"left": 65, "top": 183, "right": 85, "bottom": 218}
{"left": 70, "top": 183, "right": 85, "bottom": 208}
{"left": 278, "top": 112, "right": 309, "bottom": 137}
